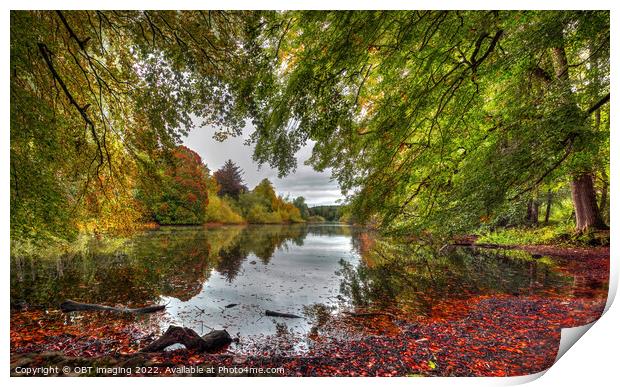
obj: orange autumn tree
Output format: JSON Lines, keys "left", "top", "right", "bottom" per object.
{"left": 144, "top": 146, "right": 210, "bottom": 225}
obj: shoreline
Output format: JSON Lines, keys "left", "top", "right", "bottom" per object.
{"left": 453, "top": 241, "right": 609, "bottom": 260}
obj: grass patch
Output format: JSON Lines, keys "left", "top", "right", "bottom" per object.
{"left": 477, "top": 224, "right": 575, "bottom": 246}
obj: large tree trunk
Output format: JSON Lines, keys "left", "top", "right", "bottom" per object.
{"left": 526, "top": 199, "right": 539, "bottom": 225}
{"left": 550, "top": 45, "right": 607, "bottom": 233}
{"left": 570, "top": 173, "right": 607, "bottom": 233}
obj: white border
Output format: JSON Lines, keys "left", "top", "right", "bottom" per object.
{"left": 2, "top": 2, "right": 617, "bottom": 387}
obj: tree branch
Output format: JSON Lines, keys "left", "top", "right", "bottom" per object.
{"left": 510, "top": 138, "right": 574, "bottom": 200}
{"left": 471, "top": 30, "right": 503, "bottom": 71}
{"left": 37, "top": 43, "right": 104, "bottom": 177}
{"left": 587, "top": 93, "right": 610, "bottom": 115}
{"left": 56, "top": 11, "right": 90, "bottom": 50}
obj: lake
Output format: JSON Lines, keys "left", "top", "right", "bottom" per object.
{"left": 10, "top": 224, "right": 606, "bottom": 355}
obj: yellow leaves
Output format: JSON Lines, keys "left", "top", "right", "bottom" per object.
{"left": 279, "top": 44, "right": 305, "bottom": 74}
{"left": 205, "top": 195, "right": 244, "bottom": 224}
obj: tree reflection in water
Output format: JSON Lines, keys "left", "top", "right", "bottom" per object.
{"left": 10, "top": 225, "right": 608, "bottom": 356}
{"left": 10, "top": 224, "right": 314, "bottom": 308}
{"left": 339, "top": 233, "right": 592, "bottom": 318}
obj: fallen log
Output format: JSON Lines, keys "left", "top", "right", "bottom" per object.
{"left": 60, "top": 299, "right": 165, "bottom": 314}
{"left": 265, "top": 310, "right": 302, "bottom": 318}
{"left": 471, "top": 243, "right": 507, "bottom": 249}
{"left": 141, "top": 326, "right": 232, "bottom": 353}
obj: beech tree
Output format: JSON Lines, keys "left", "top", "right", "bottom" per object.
{"left": 232, "top": 10, "right": 609, "bottom": 235}
{"left": 139, "top": 146, "right": 210, "bottom": 225}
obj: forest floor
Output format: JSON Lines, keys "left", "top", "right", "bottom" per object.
{"left": 454, "top": 233, "right": 610, "bottom": 260}
{"left": 10, "top": 244, "right": 610, "bottom": 377}
{"left": 515, "top": 244, "right": 609, "bottom": 260}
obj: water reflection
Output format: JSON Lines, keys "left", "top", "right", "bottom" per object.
{"left": 10, "top": 224, "right": 606, "bottom": 354}
{"left": 161, "top": 225, "right": 358, "bottom": 346}
{"left": 10, "top": 225, "right": 319, "bottom": 307}
{"left": 341, "top": 238, "right": 582, "bottom": 318}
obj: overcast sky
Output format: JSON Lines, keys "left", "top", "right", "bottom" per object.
{"left": 182, "top": 122, "right": 344, "bottom": 206}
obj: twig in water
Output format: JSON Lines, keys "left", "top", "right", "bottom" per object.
{"left": 194, "top": 306, "right": 206, "bottom": 315}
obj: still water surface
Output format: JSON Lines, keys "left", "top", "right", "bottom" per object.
{"left": 12, "top": 224, "right": 600, "bottom": 351}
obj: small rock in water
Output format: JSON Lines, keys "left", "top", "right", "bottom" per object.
{"left": 163, "top": 343, "right": 187, "bottom": 352}
{"left": 225, "top": 303, "right": 239, "bottom": 308}
{"left": 250, "top": 261, "right": 257, "bottom": 265}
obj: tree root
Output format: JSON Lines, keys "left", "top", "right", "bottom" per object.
{"left": 140, "top": 326, "right": 232, "bottom": 353}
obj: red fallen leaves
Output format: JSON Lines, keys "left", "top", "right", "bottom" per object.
{"left": 420, "top": 296, "right": 605, "bottom": 376}
{"left": 10, "top": 251, "right": 609, "bottom": 377}
{"left": 10, "top": 294, "right": 607, "bottom": 376}
{"left": 10, "top": 310, "right": 162, "bottom": 357}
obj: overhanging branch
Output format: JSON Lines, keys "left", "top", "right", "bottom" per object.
{"left": 38, "top": 43, "right": 104, "bottom": 179}
{"left": 587, "top": 93, "right": 610, "bottom": 115}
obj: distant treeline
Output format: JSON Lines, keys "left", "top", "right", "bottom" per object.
{"left": 143, "top": 153, "right": 344, "bottom": 227}
{"left": 308, "top": 206, "right": 342, "bottom": 222}
{"left": 157, "top": 155, "right": 307, "bottom": 226}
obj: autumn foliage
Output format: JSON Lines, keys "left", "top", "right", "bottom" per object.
{"left": 145, "top": 146, "right": 210, "bottom": 225}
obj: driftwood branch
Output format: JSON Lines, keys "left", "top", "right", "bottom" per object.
{"left": 265, "top": 310, "right": 302, "bottom": 318}
{"left": 141, "top": 326, "right": 232, "bottom": 352}
{"left": 12, "top": 327, "right": 234, "bottom": 375}
{"left": 60, "top": 299, "right": 165, "bottom": 314}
